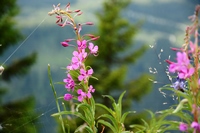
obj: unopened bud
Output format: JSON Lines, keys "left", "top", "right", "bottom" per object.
{"left": 91, "top": 36, "right": 100, "bottom": 41}
{"left": 61, "top": 42, "right": 69, "bottom": 47}
{"left": 74, "top": 26, "right": 77, "bottom": 31}
{"left": 170, "top": 47, "right": 182, "bottom": 51}
{"left": 165, "top": 60, "right": 172, "bottom": 64}
{"left": 74, "top": 9, "right": 81, "bottom": 13}
{"left": 65, "top": 39, "right": 74, "bottom": 42}
{"left": 195, "top": 5, "right": 200, "bottom": 12}
{"left": 85, "top": 22, "right": 93, "bottom": 25}
{"left": 57, "top": 23, "right": 63, "bottom": 27}
{"left": 85, "top": 34, "right": 95, "bottom": 38}
{"left": 77, "top": 12, "right": 83, "bottom": 16}
{"left": 66, "top": 3, "right": 70, "bottom": 9}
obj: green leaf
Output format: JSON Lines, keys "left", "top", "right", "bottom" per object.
{"left": 75, "top": 125, "right": 95, "bottom": 133}
{"left": 52, "top": 111, "right": 90, "bottom": 125}
{"left": 97, "top": 114, "right": 118, "bottom": 130}
{"left": 96, "top": 103, "right": 114, "bottom": 115}
{"left": 130, "top": 124, "right": 146, "bottom": 132}
{"left": 85, "top": 126, "right": 95, "bottom": 133}
{"left": 76, "top": 103, "right": 94, "bottom": 126}
{"left": 118, "top": 91, "right": 126, "bottom": 106}
{"left": 173, "top": 99, "right": 188, "bottom": 113}
{"left": 121, "top": 131, "right": 131, "bottom": 133}
{"left": 55, "top": 81, "right": 65, "bottom": 85}
{"left": 121, "top": 111, "right": 136, "bottom": 123}
{"left": 97, "top": 119, "right": 117, "bottom": 133}
{"left": 116, "top": 91, "right": 126, "bottom": 119}
{"left": 102, "top": 94, "right": 115, "bottom": 103}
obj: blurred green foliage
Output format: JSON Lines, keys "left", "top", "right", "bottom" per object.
{"left": 0, "top": 0, "right": 38, "bottom": 132}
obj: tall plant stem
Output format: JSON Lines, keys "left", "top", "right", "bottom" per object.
{"left": 48, "top": 64, "right": 66, "bottom": 133}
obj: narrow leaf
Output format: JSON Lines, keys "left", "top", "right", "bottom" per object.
{"left": 97, "top": 120, "right": 117, "bottom": 133}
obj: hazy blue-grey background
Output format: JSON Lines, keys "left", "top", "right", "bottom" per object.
{"left": 1, "top": 0, "right": 200, "bottom": 132}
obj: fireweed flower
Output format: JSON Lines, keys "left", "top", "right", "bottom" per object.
{"left": 189, "top": 41, "right": 197, "bottom": 54}
{"left": 88, "top": 42, "right": 98, "bottom": 55}
{"left": 179, "top": 122, "right": 188, "bottom": 132}
{"left": 77, "top": 89, "right": 87, "bottom": 102}
{"left": 87, "top": 85, "right": 95, "bottom": 98}
{"left": 78, "top": 68, "right": 93, "bottom": 82}
{"left": 77, "top": 86, "right": 95, "bottom": 102}
{"left": 191, "top": 121, "right": 200, "bottom": 131}
{"left": 71, "top": 50, "right": 87, "bottom": 70}
{"left": 77, "top": 40, "right": 87, "bottom": 50}
{"left": 167, "top": 52, "right": 195, "bottom": 79}
{"left": 63, "top": 73, "right": 75, "bottom": 91}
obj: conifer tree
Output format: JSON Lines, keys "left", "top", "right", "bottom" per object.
{"left": 87, "top": 0, "right": 153, "bottom": 131}
{"left": 0, "top": 0, "right": 38, "bottom": 132}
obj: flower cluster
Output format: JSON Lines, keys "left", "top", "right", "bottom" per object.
{"left": 166, "top": 5, "right": 200, "bottom": 132}
{"left": 166, "top": 51, "right": 195, "bottom": 79}
{"left": 49, "top": 3, "right": 99, "bottom": 102}
{"left": 180, "top": 121, "right": 200, "bottom": 132}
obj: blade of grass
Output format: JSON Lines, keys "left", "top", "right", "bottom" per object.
{"left": 48, "top": 64, "right": 66, "bottom": 133}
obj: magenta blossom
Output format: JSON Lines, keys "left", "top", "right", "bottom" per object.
{"left": 88, "top": 42, "right": 98, "bottom": 55}
{"left": 77, "top": 89, "right": 87, "bottom": 102}
{"left": 64, "top": 93, "right": 73, "bottom": 101}
{"left": 77, "top": 40, "right": 87, "bottom": 50}
{"left": 71, "top": 50, "right": 87, "bottom": 70}
{"left": 189, "top": 41, "right": 197, "bottom": 54}
{"left": 179, "top": 122, "right": 188, "bottom": 132}
{"left": 78, "top": 68, "right": 93, "bottom": 82}
{"left": 87, "top": 85, "right": 95, "bottom": 98}
{"left": 167, "top": 52, "right": 194, "bottom": 79}
{"left": 77, "top": 86, "right": 95, "bottom": 102}
{"left": 191, "top": 121, "right": 200, "bottom": 132}
{"left": 63, "top": 73, "right": 75, "bottom": 91}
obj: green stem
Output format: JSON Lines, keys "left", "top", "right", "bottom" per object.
{"left": 48, "top": 64, "right": 66, "bottom": 133}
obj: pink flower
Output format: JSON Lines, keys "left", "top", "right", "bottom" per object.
{"left": 77, "top": 89, "right": 87, "bottom": 102}
{"left": 77, "top": 40, "right": 87, "bottom": 50}
{"left": 88, "top": 42, "right": 98, "bottom": 55}
{"left": 71, "top": 50, "right": 87, "bottom": 70}
{"left": 64, "top": 93, "right": 73, "bottom": 101}
{"left": 191, "top": 121, "right": 200, "bottom": 131}
{"left": 178, "top": 66, "right": 195, "bottom": 79}
{"left": 77, "top": 86, "right": 95, "bottom": 102}
{"left": 87, "top": 85, "right": 95, "bottom": 98}
{"left": 179, "top": 122, "right": 188, "bottom": 132}
{"left": 176, "top": 52, "right": 190, "bottom": 65}
{"left": 168, "top": 52, "right": 194, "bottom": 79}
{"left": 78, "top": 68, "right": 93, "bottom": 82}
{"left": 66, "top": 64, "right": 73, "bottom": 71}
{"left": 189, "top": 41, "right": 197, "bottom": 53}
{"left": 63, "top": 74, "right": 75, "bottom": 91}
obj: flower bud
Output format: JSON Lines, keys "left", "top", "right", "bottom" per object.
{"left": 74, "top": 9, "right": 81, "bottom": 13}
{"left": 61, "top": 42, "right": 69, "bottom": 47}
{"left": 66, "top": 3, "right": 70, "bottom": 9}
{"left": 91, "top": 36, "right": 100, "bottom": 41}
{"left": 85, "top": 22, "right": 93, "bottom": 25}
{"left": 77, "top": 12, "right": 83, "bottom": 16}
{"left": 64, "top": 93, "right": 73, "bottom": 101}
